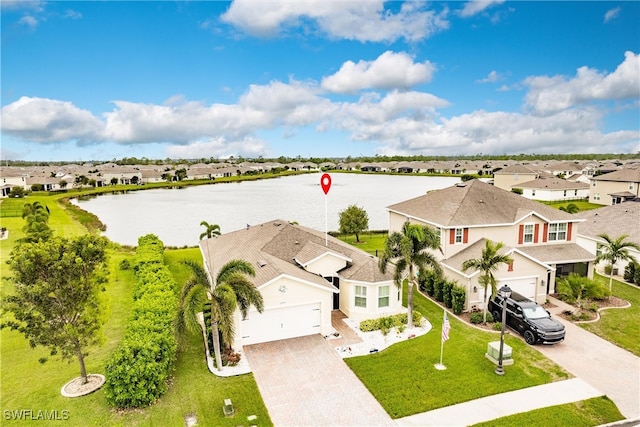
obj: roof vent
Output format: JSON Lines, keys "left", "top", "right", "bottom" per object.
{"left": 257, "top": 260, "right": 267, "bottom": 268}
{"left": 456, "top": 183, "right": 467, "bottom": 187}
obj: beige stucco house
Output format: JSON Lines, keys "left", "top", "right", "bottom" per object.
{"left": 200, "top": 220, "right": 401, "bottom": 348}
{"left": 589, "top": 167, "right": 640, "bottom": 205}
{"left": 387, "top": 180, "right": 595, "bottom": 310}
{"left": 493, "top": 164, "right": 541, "bottom": 192}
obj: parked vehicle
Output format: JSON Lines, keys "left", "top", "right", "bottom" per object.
{"left": 488, "top": 291, "right": 565, "bottom": 345}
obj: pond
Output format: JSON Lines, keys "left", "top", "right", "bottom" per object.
{"left": 72, "top": 173, "right": 462, "bottom": 247}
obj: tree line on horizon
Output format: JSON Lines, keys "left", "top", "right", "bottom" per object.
{"left": 3, "top": 152, "right": 639, "bottom": 168}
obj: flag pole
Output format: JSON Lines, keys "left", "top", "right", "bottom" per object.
{"left": 435, "top": 310, "right": 449, "bottom": 370}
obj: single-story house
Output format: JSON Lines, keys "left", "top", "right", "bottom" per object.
{"left": 512, "top": 176, "right": 590, "bottom": 201}
{"left": 200, "top": 220, "right": 401, "bottom": 348}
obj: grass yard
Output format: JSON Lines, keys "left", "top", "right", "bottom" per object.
{"left": 334, "top": 231, "right": 388, "bottom": 256}
{"left": 542, "top": 200, "right": 602, "bottom": 212}
{"left": 580, "top": 274, "right": 640, "bottom": 357}
{"left": 345, "top": 288, "right": 570, "bottom": 419}
{"left": 471, "top": 396, "right": 624, "bottom": 427}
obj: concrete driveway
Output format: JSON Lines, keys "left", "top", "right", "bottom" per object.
{"left": 243, "top": 334, "right": 394, "bottom": 426}
{"left": 536, "top": 300, "right": 640, "bottom": 419}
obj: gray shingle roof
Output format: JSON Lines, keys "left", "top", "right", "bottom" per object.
{"left": 591, "top": 167, "right": 640, "bottom": 183}
{"left": 517, "top": 243, "right": 595, "bottom": 264}
{"left": 573, "top": 202, "right": 640, "bottom": 245}
{"left": 515, "top": 177, "right": 589, "bottom": 190}
{"left": 200, "top": 220, "right": 393, "bottom": 289}
{"left": 387, "top": 179, "right": 575, "bottom": 227}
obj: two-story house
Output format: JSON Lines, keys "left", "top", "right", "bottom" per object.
{"left": 589, "top": 167, "right": 640, "bottom": 205}
{"left": 387, "top": 180, "right": 594, "bottom": 311}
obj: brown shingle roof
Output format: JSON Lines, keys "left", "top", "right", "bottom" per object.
{"left": 387, "top": 179, "right": 575, "bottom": 227}
{"left": 515, "top": 177, "right": 589, "bottom": 190}
{"left": 517, "top": 243, "right": 594, "bottom": 264}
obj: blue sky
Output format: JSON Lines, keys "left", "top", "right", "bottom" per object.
{"left": 1, "top": 1, "right": 639, "bottom": 162}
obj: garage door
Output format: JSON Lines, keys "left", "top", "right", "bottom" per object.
{"left": 497, "top": 278, "right": 536, "bottom": 301}
{"left": 240, "top": 303, "right": 321, "bottom": 345}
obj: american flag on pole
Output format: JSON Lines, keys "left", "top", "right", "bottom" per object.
{"left": 442, "top": 311, "right": 451, "bottom": 343}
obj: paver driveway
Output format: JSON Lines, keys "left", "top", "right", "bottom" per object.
{"left": 243, "top": 334, "right": 394, "bottom": 426}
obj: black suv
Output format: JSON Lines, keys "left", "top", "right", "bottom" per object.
{"left": 488, "top": 291, "right": 565, "bottom": 345}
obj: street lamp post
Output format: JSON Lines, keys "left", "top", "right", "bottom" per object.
{"left": 495, "top": 284, "right": 512, "bottom": 376}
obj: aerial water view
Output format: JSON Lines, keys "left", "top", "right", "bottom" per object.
{"left": 1, "top": 1, "right": 639, "bottom": 426}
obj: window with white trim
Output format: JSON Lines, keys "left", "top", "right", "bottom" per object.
{"left": 355, "top": 285, "right": 367, "bottom": 308}
{"left": 523, "top": 224, "right": 534, "bottom": 243}
{"left": 455, "top": 228, "right": 463, "bottom": 244}
{"left": 548, "top": 223, "right": 567, "bottom": 241}
{"left": 594, "top": 193, "right": 600, "bottom": 201}
{"left": 378, "top": 286, "right": 390, "bottom": 308}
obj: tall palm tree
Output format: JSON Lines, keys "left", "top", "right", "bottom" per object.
{"left": 595, "top": 233, "right": 640, "bottom": 295}
{"left": 379, "top": 221, "right": 441, "bottom": 329}
{"left": 199, "top": 221, "right": 221, "bottom": 240}
{"left": 462, "top": 240, "right": 513, "bottom": 323}
{"left": 178, "top": 259, "right": 263, "bottom": 371}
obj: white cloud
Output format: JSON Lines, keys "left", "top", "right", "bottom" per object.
{"left": 524, "top": 51, "right": 640, "bottom": 115}
{"left": 604, "top": 6, "right": 621, "bottom": 23}
{"left": 64, "top": 9, "right": 82, "bottom": 20}
{"left": 221, "top": 0, "right": 449, "bottom": 42}
{"left": 477, "top": 70, "right": 502, "bottom": 84}
{"left": 458, "top": 0, "right": 505, "bottom": 18}
{"left": 1, "top": 0, "right": 45, "bottom": 12}
{"left": 1, "top": 97, "right": 103, "bottom": 143}
{"left": 321, "top": 51, "right": 435, "bottom": 94}
{"left": 165, "top": 137, "right": 269, "bottom": 159}
{"left": 18, "top": 15, "right": 38, "bottom": 27}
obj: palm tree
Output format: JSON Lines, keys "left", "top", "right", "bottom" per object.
{"left": 559, "top": 203, "right": 579, "bottom": 213}
{"left": 379, "top": 221, "right": 441, "bottom": 329}
{"left": 462, "top": 240, "right": 513, "bottom": 323}
{"left": 595, "top": 233, "right": 640, "bottom": 295}
{"left": 178, "top": 259, "right": 263, "bottom": 371}
{"left": 199, "top": 221, "right": 221, "bottom": 240}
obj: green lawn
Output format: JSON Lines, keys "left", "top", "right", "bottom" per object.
{"left": 581, "top": 275, "right": 640, "bottom": 357}
{"left": 345, "top": 288, "right": 570, "bottom": 419}
{"left": 542, "top": 200, "right": 602, "bottom": 212}
{"left": 471, "top": 396, "right": 624, "bottom": 427}
{"left": 335, "top": 231, "right": 388, "bottom": 256}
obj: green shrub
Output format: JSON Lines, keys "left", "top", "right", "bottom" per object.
{"left": 635, "top": 268, "right": 640, "bottom": 286}
{"left": 119, "top": 259, "right": 131, "bottom": 270}
{"left": 511, "top": 187, "right": 523, "bottom": 195}
{"left": 469, "top": 312, "right": 484, "bottom": 324}
{"left": 359, "top": 311, "right": 423, "bottom": 332}
{"left": 451, "top": 285, "right": 466, "bottom": 315}
{"left": 104, "top": 234, "right": 178, "bottom": 409}
{"left": 623, "top": 262, "right": 636, "bottom": 283}
{"left": 492, "top": 322, "right": 503, "bottom": 331}
{"left": 419, "top": 269, "right": 437, "bottom": 296}
{"left": 486, "top": 312, "right": 494, "bottom": 323}
{"left": 443, "top": 281, "right": 454, "bottom": 308}
{"left": 433, "top": 279, "right": 444, "bottom": 302}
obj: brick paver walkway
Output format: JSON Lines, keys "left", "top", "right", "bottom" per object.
{"left": 244, "top": 334, "right": 394, "bottom": 426}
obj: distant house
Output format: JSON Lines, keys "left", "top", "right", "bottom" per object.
{"left": 589, "top": 167, "right": 640, "bottom": 205}
{"left": 574, "top": 202, "right": 640, "bottom": 275}
{"left": 513, "top": 177, "right": 590, "bottom": 201}
{"left": 200, "top": 220, "right": 401, "bottom": 348}
{"left": 493, "top": 164, "right": 540, "bottom": 192}
{"left": 0, "top": 167, "right": 29, "bottom": 197}
{"left": 387, "top": 180, "right": 594, "bottom": 310}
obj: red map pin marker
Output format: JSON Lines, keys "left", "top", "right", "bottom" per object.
{"left": 320, "top": 173, "right": 332, "bottom": 195}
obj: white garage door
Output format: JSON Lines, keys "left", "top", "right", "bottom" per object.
{"left": 240, "top": 303, "right": 322, "bottom": 345}
{"left": 497, "top": 278, "right": 536, "bottom": 301}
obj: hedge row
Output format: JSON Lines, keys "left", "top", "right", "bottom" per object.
{"left": 104, "top": 234, "right": 178, "bottom": 408}
{"left": 420, "top": 270, "right": 466, "bottom": 314}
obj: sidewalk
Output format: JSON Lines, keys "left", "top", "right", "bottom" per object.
{"left": 395, "top": 378, "right": 603, "bottom": 426}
